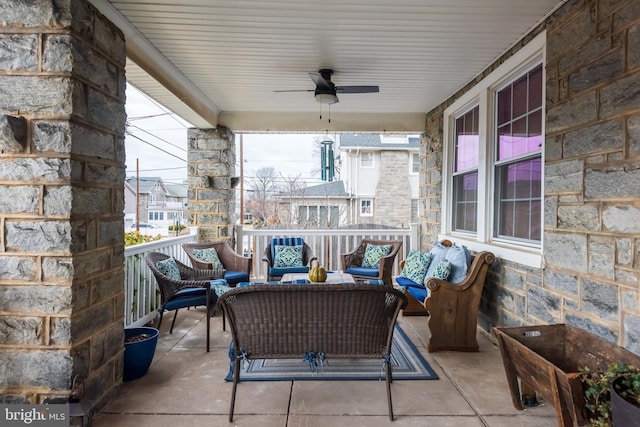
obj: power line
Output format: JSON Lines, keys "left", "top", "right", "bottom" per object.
{"left": 127, "top": 123, "right": 187, "bottom": 152}
{"left": 126, "top": 132, "right": 187, "bottom": 163}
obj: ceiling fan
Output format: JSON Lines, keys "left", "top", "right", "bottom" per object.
{"left": 275, "top": 69, "right": 379, "bottom": 104}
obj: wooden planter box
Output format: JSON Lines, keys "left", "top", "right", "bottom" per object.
{"left": 494, "top": 324, "right": 640, "bottom": 427}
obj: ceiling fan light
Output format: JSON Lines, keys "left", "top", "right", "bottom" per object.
{"left": 315, "top": 93, "right": 338, "bottom": 104}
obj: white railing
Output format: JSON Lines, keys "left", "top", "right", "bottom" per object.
{"left": 236, "top": 223, "right": 420, "bottom": 280}
{"left": 123, "top": 224, "right": 420, "bottom": 328}
{"left": 123, "top": 229, "right": 198, "bottom": 328}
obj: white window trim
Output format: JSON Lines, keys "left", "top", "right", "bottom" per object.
{"left": 360, "top": 199, "right": 373, "bottom": 217}
{"left": 360, "top": 152, "right": 374, "bottom": 168}
{"left": 409, "top": 152, "right": 419, "bottom": 175}
{"left": 441, "top": 31, "right": 546, "bottom": 268}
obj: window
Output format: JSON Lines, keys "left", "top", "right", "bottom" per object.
{"left": 410, "top": 153, "right": 420, "bottom": 174}
{"left": 452, "top": 106, "right": 479, "bottom": 233}
{"left": 360, "top": 199, "right": 373, "bottom": 217}
{"left": 494, "top": 65, "right": 542, "bottom": 243}
{"left": 360, "top": 152, "right": 373, "bottom": 168}
{"left": 442, "top": 32, "right": 545, "bottom": 267}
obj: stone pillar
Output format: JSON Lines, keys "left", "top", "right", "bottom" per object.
{"left": 0, "top": 0, "right": 126, "bottom": 405}
{"left": 188, "top": 127, "right": 236, "bottom": 240}
{"left": 374, "top": 151, "right": 412, "bottom": 227}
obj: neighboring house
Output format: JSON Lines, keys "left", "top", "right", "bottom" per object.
{"left": 339, "top": 134, "right": 420, "bottom": 227}
{"left": 276, "top": 180, "right": 353, "bottom": 228}
{"left": 124, "top": 176, "right": 188, "bottom": 229}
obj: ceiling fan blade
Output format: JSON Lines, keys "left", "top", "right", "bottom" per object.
{"left": 336, "top": 85, "right": 379, "bottom": 94}
{"left": 309, "top": 72, "right": 333, "bottom": 91}
{"left": 273, "top": 89, "right": 315, "bottom": 92}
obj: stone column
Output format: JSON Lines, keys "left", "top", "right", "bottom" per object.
{"left": 188, "top": 127, "right": 236, "bottom": 240}
{"left": 0, "top": 0, "right": 126, "bottom": 405}
{"left": 374, "top": 151, "right": 412, "bottom": 227}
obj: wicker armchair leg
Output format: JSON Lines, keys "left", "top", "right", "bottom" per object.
{"left": 386, "top": 363, "right": 394, "bottom": 421}
{"left": 169, "top": 309, "right": 180, "bottom": 333}
{"left": 229, "top": 360, "right": 241, "bottom": 422}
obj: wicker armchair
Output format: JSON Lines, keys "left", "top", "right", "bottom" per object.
{"left": 341, "top": 239, "right": 403, "bottom": 286}
{"left": 217, "top": 283, "right": 407, "bottom": 422}
{"left": 183, "top": 240, "right": 252, "bottom": 285}
{"left": 145, "top": 252, "right": 224, "bottom": 351}
{"left": 262, "top": 239, "right": 317, "bottom": 281}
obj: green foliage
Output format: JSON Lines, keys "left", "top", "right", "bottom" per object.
{"left": 124, "top": 231, "right": 162, "bottom": 246}
{"left": 580, "top": 363, "right": 640, "bottom": 426}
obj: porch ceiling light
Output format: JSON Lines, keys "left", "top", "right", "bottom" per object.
{"left": 314, "top": 92, "right": 339, "bottom": 105}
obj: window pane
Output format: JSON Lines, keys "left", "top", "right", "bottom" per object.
{"left": 528, "top": 65, "right": 543, "bottom": 111}
{"left": 455, "top": 106, "right": 479, "bottom": 171}
{"left": 512, "top": 73, "right": 528, "bottom": 118}
{"left": 495, "top": 157, "right": 542, "bottom": 242}
{"left": 452, "top": 171, "right": 478, "bottom": 233}
{"left": 497, "top": 86, "right": 511, "bottom": 126}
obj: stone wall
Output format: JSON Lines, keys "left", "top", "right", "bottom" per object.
{"left": 0, "top": 0, "right": 126, "bottom": 404}
{"left": 187, "top": 127, "right": 237, "bottom": 241}
{"left": 374, "top": 151, "right": 412, "bottom": 227}
{"left": 422, "top": 0, "right": 640, "bottom": 353}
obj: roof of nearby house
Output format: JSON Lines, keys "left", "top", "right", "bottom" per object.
{"left": 339, "top": 134, "right": 420, "bottom": 150}
{"left": 279, "top": 180, "right": 352, "bottom": 198}
{"left": 165, "top": 183, "right": 188, "bottom": 198}
{"left": 125, "top": 176, "right": 163, "bottom": 194}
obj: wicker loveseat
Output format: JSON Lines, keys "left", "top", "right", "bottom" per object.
{"left": 216, "top": 283, "right": 407, "bottom": 421}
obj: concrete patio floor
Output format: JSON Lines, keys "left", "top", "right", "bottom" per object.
{"left": 95, "top": 308, "right": 559, "bottom": 427}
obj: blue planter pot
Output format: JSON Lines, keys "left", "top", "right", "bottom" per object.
{"left": 123, "top": 327, "right": 159, "bottom": 381}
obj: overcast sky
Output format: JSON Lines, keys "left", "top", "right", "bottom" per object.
{"left": 125, "top": 85, "right": 330, "bottom": 186}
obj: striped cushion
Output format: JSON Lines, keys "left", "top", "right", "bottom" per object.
{"left": 270, "top": 237, "right": 304, "bottom": 261}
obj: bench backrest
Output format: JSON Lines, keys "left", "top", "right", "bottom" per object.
{"left": 217, "top": 284, "right": 407, "bottom": 359}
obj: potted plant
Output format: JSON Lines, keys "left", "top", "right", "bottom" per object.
{"left": 580, "top": 363, "right": 640, "bottom": 426}
{"left": 123, "top": 326, "right": 159, "bottom": 381}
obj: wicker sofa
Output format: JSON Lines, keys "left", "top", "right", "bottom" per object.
{"left": 216, "top": 283, "right": 407, "bottom": 422}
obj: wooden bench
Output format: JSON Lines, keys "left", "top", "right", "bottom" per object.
{"left": 216, "top": 283, "right": 407, "bottom": 421}
{"left": 425, "top": 251, "right": 495, "bottom": 352}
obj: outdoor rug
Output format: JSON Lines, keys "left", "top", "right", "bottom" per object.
{"left": 224, "top": 325, "right": 438, "bottom": 381}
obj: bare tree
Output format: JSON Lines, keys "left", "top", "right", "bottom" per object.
{"left": 246, "top": 167, "right": 280, "bottom": 226}
{"left": 278, "top": 172, "right": 306, "bottom": 225}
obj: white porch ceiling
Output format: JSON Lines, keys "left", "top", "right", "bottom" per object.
{"left": 90, "top": 0, "right": 564, "bottom": 133}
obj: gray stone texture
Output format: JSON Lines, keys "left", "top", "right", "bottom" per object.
{"left": 0, "top": 115, "right": 27, "bottom": 152}
{"left": 600, "top": 72, "right": 640, "bottom": 118}
{"left": 602, "top": 204, "right": 640, "bottom": 233}
{"left": 544, "top": 196, "right": 558, "bottom": 228}
{"left": 527, "top": 286, "right": 561, "bottom": 323}
{"left": 557, "top": 204, "right": 599, "bottom": 231}
{"left": 5, "top": 221, "right": 72, "bottom": 252}
{"left": 628, "top": 115, "right": 640, "bottom": 158}
{"left": 0, "top": 0, "right": 69, "bottom": 27}
{"left": 0, "top": 77, "right": 73, "bottom": 115}
{"left": 88, "top": 89, "right": 126, "bottom": 134}
{"left": 0, "top": 158, "right": 71, "bottom": 181}
{"left": 582, "top": 279, "right": 619, "bottom": 321}
{"left": 0, "top": 350, "right": 73, "bottom": 389}
{"left": 0, "top": 186, "right": 39, "bottom": 214}
{"left": 588, "top": 235, "right": 615, "bottom": 278}
{"left": 545, "top": 160, "right": 583, "bottom": 193}
{"left": 565, "top": 313, "right": 618, "bottom": 343}
{"left": 585, "top": 166, "right": 640, "bottom": 199}
{"left": 562, "top": 120, "right": 623, "bottom": 159}
{"left": 544, "top": 232, "right": 587, "bottom": 273}
{"left": 33, "top": 121, "right": 71, "bottom": 153}
{"left": 546, "top": 91, "right": 597, "bottom": 134}
{"left": 546, "top": 5, "right": 595, "bottom": 64}
{"left": 0, "top": 256, "right": 38, "bottom": 281}
{"left": 568, "top": 49, "right": 624, "bottom": 94}
{"left": 616, "top": 238, "right": 633, "bottom": 265}
{"left": 622, "top": 289, "right": 638, "bottom": 310}
{"left": 624, "top": 315, "right": 640, "bottom": 354}
{"left": 544, "top": 269, "right": 579, "bottom": 296}
{"left": 629, "top": 22, "right": 640, "bottom": 70}
{"left": 557, "top": 32, "right": 611, "bottom": 76}
{"left": 375, "top": 151, "right": 412, "bottom": 227}
{"left": 0, "top": 285, "right": 71, "bottom": 314}
{"left": 0, "top": 317, "right": 44, "bottom": 345}
{"left": 44, "top": 186, "right": 72, "bottom": 216}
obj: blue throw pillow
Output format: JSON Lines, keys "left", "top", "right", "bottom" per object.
{"left": 431, "top": 259, "right": 452, "bottom": 280}
{"left": 274, "top": 245, "right": 304, "bottom": 267}
{"left": 156, "top": 257, "right": 180, "bottom": 281}
{"left": 192, "top": 248, "right": 224, "bottom": 270}
{"left": 362, "top": 244, "right": 392, "bottom": 268}
{"left": 400, "top": 249, "right": 432, "bottom": 285}
{"left": 445, "top": 244, "right": 471, "bottom": 283}
{"left": 424, "top": 240, "right": 450, "bottom": 279}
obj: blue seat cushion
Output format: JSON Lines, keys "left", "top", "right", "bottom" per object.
{"left": 396, "top": 276, "right": 430, "bottom": 303}
{"left": 346, "top": 267, "right": 379, "bottom": 278}
{"left": 269, "top": 266, "right": 309, "bottom": 276}
{"left": 162, "top": 286, "right": 218, "bottom": 311}
{"left": 224, "top": 271, "right": 250, "bottom": 285}
{"left": 406, "top": 285, "right": 429, "bottom": 303}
